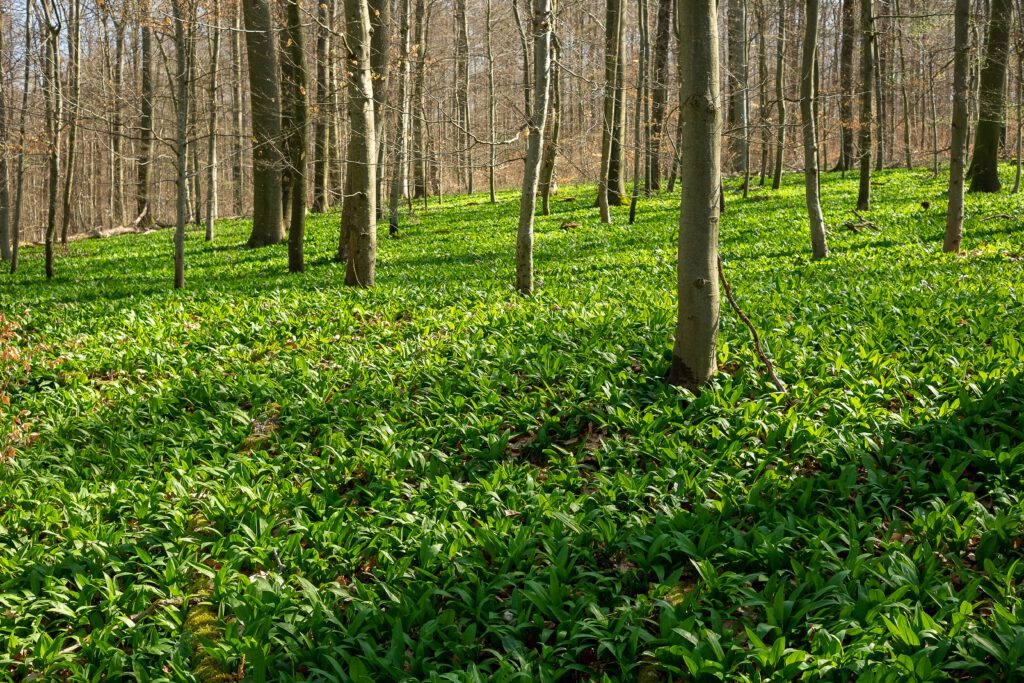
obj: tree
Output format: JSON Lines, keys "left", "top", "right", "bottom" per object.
{"left": 539, "top": 35, "right": 561, "bottom": 215}
{"left": 341, "top": 0, "right": 378, "bottom": 286}
{"left": 455, "top": 0, "right": 472, "bottom": 193}
{"left": 40, "top": 0, "right": 62, "bottom": 280}
{"left": 945, "top": 0, "right": 970, "bottom": 252}
{"left": 312, "top": 0, "right": 332, "bottom": 213}
{"left": 0, "top": 6, "right": 10, "bottom": 263}
{"left": 205, "top": 15, "right": 222, "bottom": 242}
{"left": 242, "top": 0, "right": 285, "bottom": 247}
{"left": 369, "top": 0, "right": 391, "bottom": 216}
{"left": 598, "top": 0, "right": 624, "bottom": 222}
{"left": 836, "top": 0, "right": 856, "bottom": 172}
{"left": 283, "top": 0, "right": 308, "bottom": 272}
{"left": 629, "top": 0, "right": 650, "bottom": 223}
{"left": 411, "top": 0, "right": 430, "bottom": 200}
{"left": 648, "top": 0, "right": 673, "bottom": 191}
{"left": 771, "top": 0, "right": 786, "bottom": 189}
{"left": 60, "top": 0, "right": 81, "bottom": 245}
{"left": 857, "top": 0, "right": 874, "bottom": 210}
{"left": 9, "top": 0, "right": 32, "bottom": 274}
{"left": 968, "top": 0, "right": 1013, "bottom": 192}
{"left": 486, "top": 0, "right": 497, "bottom": 203}
{"left": 171, "top": 0, "right": 192, "bottom": 289}
{"left": 137, "top": 1, "right": 155, "bottom": 226}
{"left": 670, "top": 0, "right": 721, "bottom": 390}
{"left": 728, "top": 0, "right": 750, "bottom": 183}
{"left": 390, "top": 0, "right": 412, "bottom": 236}
{"left": 515, "top": 0, "right": 553, "bottom": 295}
{"left": 800, "top": 0, "right": 829, "bottom": 260}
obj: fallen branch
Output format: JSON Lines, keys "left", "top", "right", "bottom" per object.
{"left": 981, "top": 213, "right": 1012, "bottom": 222}
{"left": 849, "top": 209, "right": 881, "bottom": 231}
{"left": 717, "top": 255, "right": 788, "bottom": 394}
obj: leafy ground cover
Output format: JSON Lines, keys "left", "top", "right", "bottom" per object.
{"left": 1, "top": 168, "right": 1024, "bottom": 681}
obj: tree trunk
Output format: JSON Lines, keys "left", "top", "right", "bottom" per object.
{"left": 60, "top": 0, "right": 81, "bottom": 244}
{"left": 342, "top": 0, "right": 378, "bottom": 286}
{"left": 630, "top": 0, "right": 649, "bottom": 223}
{"left": 41, "top": 0, "right": 62, "bottom": 280}
{"left": 412, "top": 0, "right": 429, "bottom": 199}
{"left": 312, "top": 0, "right": 332, "bottom": 213}
{"left": 137, "top": 6, "right": 154, "bottom": 227}
{"left": 598, "top": 0, "right": 623, "bottom": 222}
{"left": 206, "top": 18, "right": 221, "bottom": 241}
{"left": 515, "top": 0, "right": 553, "bottom": 295}
{"left": 670, "top": 0, "right": 721, "bottom": 390}
{"left": 772, "top": 0, "right": 786, "bottom": 189}
{"left": 968, "top": 0, "right": 1012, "bottom": 192}
{"left": 945, "top": 0, "right": 970, "bottom": 252}
{"left": 608, "top": 13, "right": 628, "bottom": 206}
{"left": 801, "top": 0, "right": 829, "bottom": 260}
{"left": 649, "top": 0, "right": 672, "bottom": 192}
{"left": 9, "top": 0, "right": 32, "bottom": 274}
{"left": 111, "top": 22, "right": 126, "bottom": 227}
{"left": 836, "top": 0, "right": 856, "bottom": 172}
{"left": 284, "top": 0, "right": 308, "bottom": 272}
{"left": 232, "top": 1, "right": 245, "bottom": 216}
{"left": 242, "top": 0, "right": 285, "bottom": 247}
{"left": 171, "top": 0, "right": 190, "bottom": 289}
{"left": 486, "top": 0, "right": 497, "bottom": 203}
{"left": 893, "top": 0, "right": 912, "bottom": 169}
{"left": 728, "top": 0, "right": 750, "bottom": 180}
{"left": 857, "top": 0, "right": 874, "bottom": 210}
{"left": 455, "top": 0, "right": 472, "bottom": 194}
{"left": 390, "top": 0, "right": 412, "bottom": 235}
{"left": 370, "top": 0, "right": 391, "bottom": 217}
{"left": 0, "top": 12, "right": 10, "bottom": 262}
{"left": 540, "top": 36, "right": 561, "bottom": 215}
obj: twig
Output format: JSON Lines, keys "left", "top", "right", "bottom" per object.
{"left": 717, "top": 256, "right": 788, "bottom": 394}
{"left": 850, "top": 209, "right": 881, "bottom": 230}
{"left": 981, "top": 213, "right": 1012, "bottom": 221}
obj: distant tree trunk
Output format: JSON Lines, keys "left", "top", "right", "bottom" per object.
{"left": 836, "top": 0, "right": 856, "bottom": 172}
{"left": 857, "top": 0, "right": 874, "bottom": 210}
{"left": 649, "top": 0, "right": 672, "bottom": 192}
{"left": 0, "top": 13, "right": 10, "bottom": 262}
{"left": 206, "top": 18, "right": 221, "bottom": 241}
{"left": 515, "top": 0, "right": 553, "bottom": 295}
{"left": 486, "top": 0, "right": 497, "bottom": 203}
{"left": 757, "top": 0, "right": 770, "bottom": 185}
{"left": 41, "top": 0, "right": 62, "bottom": 280}
{"left": 342, "top": 0, "right": 378, "bottom": 286}
{"left": 60, "top": 0, "right": 81, "bottom": 244}
{"left": 9, "top": 0, "right": 32, "bottom": 274}
{"left": 930, "top": 58, "right": 940, "bottom": 177}
{"left": 670, "top": 0, "right": 720, "bottom": 390}
{"left": 945, "top": 0, "right": 970, "bottom": 252}
{"left": 137, "top": 6, "right": 155, "bottom": 227}
{"left": 455, "top": 0, "right": 472, "bottom": 194}
{"left": 728, "top": 0, "right": 750, "bottom": 182}
{"left": 968, "top": 0, "right": 1012, "bottom": 192}
{"left": 893, "top": 0, "right": 912, "bottom": 169}
{"left": 608, "top": 12, "right": 628, "bottom": 206}
{"left": 772, "top": 0, "right": 786, "bottom": 189}
{"left": 801, "top": 0, "right": 829, "bottom": 260}
{"left": 171, "top": 0, "right": 191, "bottom": 289}
{"left": 242, "top": 0, "right": 285, "bottom": 246}
{"left": 284, "top": 0, "right": 308, "bottom": 272}
{"left": 540, "top": 36, "right": 561, "bottom": 215}
{"left": 232, "top": 1, "right": 245, "bottom": 216}
{"left": 370, "top": 0, "right": 391, "bottom": 217}
{"left": 312, "top": 0, "right": 332, "bottom": 213}
{"left": 513, "top": 0, "right": 532, "bottom": 120}
{"left": 1013, "top": 47, "right": 1023, "bottom": 193}
{"left": 630, "top": 0, "right": 649, "bottom": 223}
{"left": 390, "top": 0, "right": 412, "bottom": 235}
{"left": 412, "top": 0, "right": 429, "bottom": 199}
{"left": 598, "top": 0, "right": 623, "bottom": 222}
{"left": 111, "top": 21, "right": 126, "bottom": 227}
{"left": 874, "top": 24, "right": 885, "bottom": 170}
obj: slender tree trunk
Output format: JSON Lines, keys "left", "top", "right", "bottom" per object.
{"left": 515, "top": 0, "right": 553, "bottom": 295}
{"left": 369, "top": 0, "right": 391, "bottom": 217}
{"left": 857, "top": 0, "right": 874, "bottom": 210}
{"left": 283, "top": 0, "right": 308, "bottom": 272}
{"left": 138, "top": 5, "right": 154, "bottom": 227}
{"left": 342, "top": 0, "right": 378, "bottom": 286}
{"left": 893, "top": 0, "right": 912, "bottom": 169}
{"left": 112, "top": 22, "right": 126, "bottom": 227}
{"left": 486, "top": 0, "right": 497, "bottom": 203}
{"left": 206, "top": 16, "right": 221, "bottom": 241}
{"left": 649, "top": 0, "right": 672, "bottom": 191}
{"left": 412, "top": 0, "right": 429, "bottom": 199}
{"left": 874, "top": 25, "right": 885, "bottom": 170}
{"left": 757, "top": 0, "right": 770, "bottom": 185}
{"left": 540, "top": 36, "right": 561, "bottom": 215}
{"left": 171, "top": 0, "right": 190, "bottom": 289}
{"left": 1014, "top": 47, "right": 1023, "bottom": 193}
{"left": 513, "top": 0, "right": 532, "bottom": 121}
{"left": 772, "top": 0, "right": 787, "bottom": 189}
{"left": 598, "top": 0, "right": 623, "bottom": 222}
{"left": 801, "top": 0, "right": 829, "bottom": 260}
{"left": 630, "top": 0, "right": 649, "bottom": 223}
{"left": 390, "top": 0, "right": 412, "bottom": 235}
{"left": 945, "top": 0, "right": 970, "bottom": 252}
{"left": 728, "top": 0, "right": 750, "bottom": 182}
{"left": 968, "top": 0, "right": 1013, "bottom": 192}
{"left": 10, "top": 0, "right": 32, "bottom": 274}
{"left": 455, "top": 0, "right": 472, "bottom": 194}
{"left": 312, "top": 0, "right": 332, "bottom": 213}
{"left": 0, "top": 12, "right": 10, "bottom": 262}
{"left": 930, "top": 58, "right": 940, "bottom": 176}
{"left": 243, "top": 0, "right": 285, "bottom": 246}
{"left": 670, "top": 0, "right": 721, "bottom": 390}
{"left": 608, "top": 13, "right": 628, "bottom": 205}
{"left": 41, "top": 0, "right": 62, "bottom": 280}
{"left": 836, "top": 0, "right": 856, "bottom": 172}
{"left": 60, "top": 0, "right": 81, "bottom": 244}
{"left": 232, "top": 1, "right": 245, "bottom": 216}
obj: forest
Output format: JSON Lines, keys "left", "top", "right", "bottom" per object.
{"left": 1, "top": 0, "right": 1024, "bottom": 678}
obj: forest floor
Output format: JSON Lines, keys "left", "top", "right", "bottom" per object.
{"left": 2, "top": 168, "right": 1024, "bottom": 681}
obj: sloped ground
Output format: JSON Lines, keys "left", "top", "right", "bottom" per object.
{"left": 2, "top": 169, "right": 1023, "bottom": 681}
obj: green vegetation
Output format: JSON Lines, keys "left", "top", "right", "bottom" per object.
{"left": 2, "top": 168, "right": 1024, "bottom": 681}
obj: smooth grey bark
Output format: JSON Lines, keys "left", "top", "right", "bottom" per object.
{"left": 486, "top": 0, "right": 497, "bottom": 203}
{"left": 670, "top": 0, "right": 721, "bottom": 390}
{"left": 312, "top": 0, "right": 332, "bottom": 213}
{"left": 857, "top": 0, "right": 874, "bottom": 210}
{"left": 630, "top": 0, "right": 649, "bottom": 223}
{"left": 9, "top": 0, "right": 31, "bottom": 274}
{"left": 206, "top": 18, "right": 221, "bottom": 242}
{"left": 608, "top": 10, "right": 628, "bottom": 205}
{"left": 138, "top": 7, "right": 155, "bottom": 226}
{"left": 171, "top": 0, "right": 190, "bottom": 289}
{"left": 232, "top": 1, "right": 245, "bottom": 216}
{"left": 836, "top": 0, "right": 856, "bottom": 171}
{"left": 968, "top": 0, "right": 1012, "bottom": 192}
{"left": 111, "top": 21, "right": 126, "bottom": 227}
{"left": 284, "top": 0, "right": 308, "bottom": 272}
{"left": 455, "top": 0, "right": 472, "bottom": 193}
{"left": 945, "top": 0, "right": 970, "bottom": 252}
{"left": 60, "top": 0, "right": 81, "bottom": 244}
{"left": 801, "top": 0, "right": 829, "bottom": 260}
{"left": 515, "top": 0, "right": 553, "bottom": 295}
{"left": 0, "top": 11, "right": 10, "bottom": 262}
{"left": 772, "top": 0, "right": 786, "bottom": 189}
{"left": 342, "top": 0, "right": 378, "bottom": 286}
{"left": 412, "top": 0, "right": 429, "bottom": 199}
{"left": 40, "top": 0, "right": 62, "bottom": 280}
{"left": 242, "top": 0, "right": 285, "bottom": 247}
{"left": 390, "top": 0, "right": 412, "bottom": 236}
{"left": 369, "top": 0, "right": 390, "bottom": 217}
{"left": 893, "top": 0, "right": 912, "bottom": 169}
{"left": 728, "top": 0, "right": 750, "bottom": 179}
{"left": 539, "top": 35, "right": 561, "bottom": 216}
{"left": 598, "top": 0, "right": 623, "bottom": 222}
{"left": 649, "top": 0, "right": 672, "bottom": 191}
